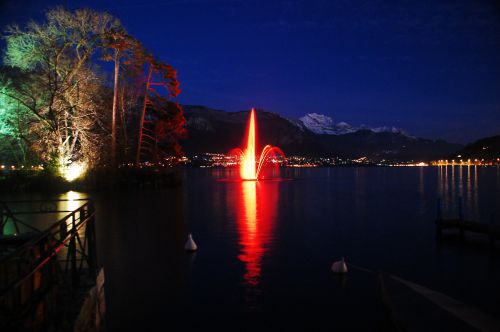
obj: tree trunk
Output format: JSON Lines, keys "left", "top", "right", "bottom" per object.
{"left": 111, "top": 49, "right": 120, "bottom": 168}
{"left": 136, "top": 64, "right": 153, "bottom": 166}
{"left": 120, "top": 80, "right": 128, "bottom": 158}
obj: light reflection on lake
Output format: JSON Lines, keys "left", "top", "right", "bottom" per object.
{"left": 1, "top": 166, "right": 499, "bottom": 331}
{"left": 231, "top": 180, "right": 280, "bottom": 306}
{"left": 437, "top": 165, "right": 486, "bottom": 221}
{"left": 0, "top": 190, "right": 88, "bottom": 235}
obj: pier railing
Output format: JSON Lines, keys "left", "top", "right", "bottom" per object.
{"left": 0, "top": 199, "right": 97, "bottom": 330}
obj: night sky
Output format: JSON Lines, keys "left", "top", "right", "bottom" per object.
{"left": 1, "top": 0, "right": 499, "bottom": 143}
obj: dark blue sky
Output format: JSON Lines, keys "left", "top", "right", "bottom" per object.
{"left": 1, "top": 0, "right": 500, "bottom": 143}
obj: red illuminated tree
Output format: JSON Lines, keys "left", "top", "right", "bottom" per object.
{"left": 135, "top": 56, "right": 184, "bottom": 165}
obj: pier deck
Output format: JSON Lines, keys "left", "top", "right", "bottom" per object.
{"left": 436, "top": 218, "right": 500, "bottom": 245}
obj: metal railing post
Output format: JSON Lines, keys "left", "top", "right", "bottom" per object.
{"left": 0, "top": 198, "right": 97, "bottom": 329}
{"left": 70, "top": 212, "right": 78, "bottom": 289}
{"left": 0, "top": 204, "right": 4, "bottom": 236}
{"left": 87, "top": 202, "right": 97, "bottom": 275}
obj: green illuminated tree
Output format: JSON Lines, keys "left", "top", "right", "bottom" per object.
{"left": 2, "top": 7, "right": 120, "bottom": 174}
{"left": 0, "top": 73, "right": 33, "bottom": 164}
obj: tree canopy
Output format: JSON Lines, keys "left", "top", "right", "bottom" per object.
{"left": 0, "top": 7, "right": 186, "bottom": 179}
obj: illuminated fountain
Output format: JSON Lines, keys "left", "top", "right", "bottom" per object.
{"left": 220, "top": 108, "right": 285, "bottom": 297}
{"left": 230, "top": 108, "right": 285, "bottom": 180}
{"left": 219, "top": 108, "right": 286, "bottom": 301}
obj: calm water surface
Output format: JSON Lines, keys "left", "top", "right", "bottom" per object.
{"left": 92, "top": 166, "right": 500, "bottom": 331}
{"left": 3, "top": 166, "right": 500, "bottom": 330}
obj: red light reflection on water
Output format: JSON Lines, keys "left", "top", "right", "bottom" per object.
{"left": 235, "top": 180, "right": 279, "bottom": 287}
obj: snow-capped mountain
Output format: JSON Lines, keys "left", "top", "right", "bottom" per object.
{"left": 298, "top": 113, "right": 338, "bottom": 134}
{"left": 298, "top": 113, "right": 407, "bottom": 136}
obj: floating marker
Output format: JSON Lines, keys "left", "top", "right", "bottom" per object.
{"left": 184, "top": 233, "right": 198, "bottom": 252}
{"left": 331, "top": 257, "right": 348, "bottom": 274}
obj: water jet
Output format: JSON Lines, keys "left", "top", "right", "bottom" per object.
{"left": 229, "top": 108, "right": 285, "bottom": 180}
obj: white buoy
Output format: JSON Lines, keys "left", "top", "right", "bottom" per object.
{"left": 331, "top": 257, "right": 348, "bottom": 274}
{"left": 184, "top": 233, "right": 198, "bottom": 252}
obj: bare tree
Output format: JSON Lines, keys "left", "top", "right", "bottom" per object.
{"left": 101, "top": 29, "right": 143, "bottom": 167}
{"left": 2, "top": 7, "right": 120, "bottom": 174}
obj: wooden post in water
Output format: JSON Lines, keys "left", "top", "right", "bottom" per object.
{"left": 458, "top": 197, "right": 464, "bottom": 220}
{"left": 437, "top": 198, "right": 442, "bottom": 220}
{"left": 436, "top": 198, "right": 442, "bottom": 238}
{"left": 490, "top": 213, "right": 495, "bottom": 248}
{"left": 458, "top": 197, "right": 464, "bottom": 241}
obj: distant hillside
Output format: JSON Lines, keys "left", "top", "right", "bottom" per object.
{"left": 181, "top": 106, "right": 462, "bottom": 161}
{"left": 316, "top": 130, "right": 460, "bottom": 160}
{"left": 452, "top": 135, "right": 500, "bottom": 159}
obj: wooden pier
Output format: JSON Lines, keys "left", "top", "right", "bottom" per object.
{"left": 435, "top": 198, "right": 499, "bottom": 247}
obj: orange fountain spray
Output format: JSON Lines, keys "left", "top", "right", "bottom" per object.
{"left": 230, "top": 108, "right": 286, "bottom": 180}
{"left": 241, "top": 109, "right": 257, "bottom": 180}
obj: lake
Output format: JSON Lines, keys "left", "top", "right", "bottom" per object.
{"left": 3, "top": 166, "right": 500, "bottom": 330}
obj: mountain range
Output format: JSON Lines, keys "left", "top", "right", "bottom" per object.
{"left": 296, "top": 113, "right": 408, "bottom": 136}
{"left": 181, "top": 105, "right": 463, "bottom": 161}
